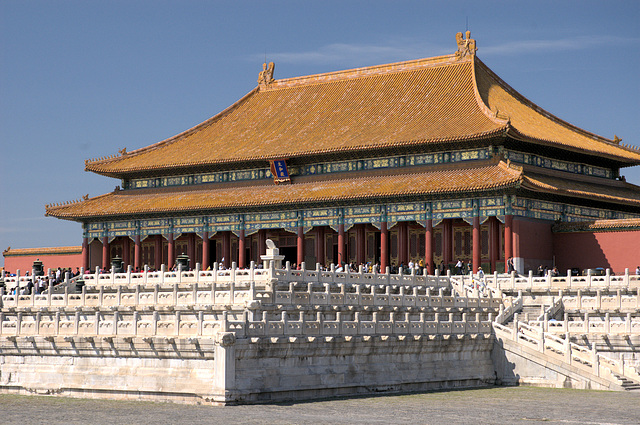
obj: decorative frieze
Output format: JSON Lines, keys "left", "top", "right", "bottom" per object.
{"left": 245, "top": 211, "right": 298, "bottom": 231}
{"left": 125, "top": 147, "right": 494, "bottom": 191}
{"left": 505, "top": 150, "right": 613, "bottom": 179}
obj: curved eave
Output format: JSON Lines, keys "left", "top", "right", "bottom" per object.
{"left": 520, "top": 174, "right": 640, "bottom": 208}
{"left": 506, "top": 126, "right": 640, "bottom": 167}
{"left": 47, "top": 161, "right": 522, "bottom": 221}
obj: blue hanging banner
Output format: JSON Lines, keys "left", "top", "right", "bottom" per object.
{"left": 270, "top": 159, "right": 291, "bottom": 184}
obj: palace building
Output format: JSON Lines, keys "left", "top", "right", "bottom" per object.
{"left": 45, "top": 32, "right": 640, "bottom": 275}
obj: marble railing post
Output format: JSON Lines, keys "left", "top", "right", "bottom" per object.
{"left": 576, "top": 289, "right": 582, "bottom": 309}
{"left": 584, "top": 312, "right": 589, "bottom": 333}
{"left": 592, "top": 345, "right": 600, "bottom": 377}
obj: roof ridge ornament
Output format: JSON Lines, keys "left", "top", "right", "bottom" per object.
{"left": 455, "top": 31, "right": 477, "bottom": 59}
{"left": 258, "top": 62, "right": 275, "bottom": 88}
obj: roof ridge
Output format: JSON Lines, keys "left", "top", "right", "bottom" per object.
{"left": 262, "top": 53, "right": 463, "bottom": 91}
{"left": 470, "top": 56, "right": 511, "bottom": 126}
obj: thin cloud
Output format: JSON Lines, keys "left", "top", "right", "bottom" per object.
{"left": 0, "top": 217, "right": 48, "bottom": 234}
{"left": 481, "top": 35, "right": 639, "bottom": 56}
{"left": 251, "top": 35, "right": 639, "bottom": 67}
{"left": 250, "top": 39, "right": 450, "bottom": 67}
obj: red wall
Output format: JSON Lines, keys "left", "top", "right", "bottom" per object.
{"left": 513, "top": 217, "right": 554, "bottom": 272}
{"left": 4, "top": 252, "right": 82, "bottom": 274}
{"left": 553, "top": 230, "right": 640, "bottom": 275}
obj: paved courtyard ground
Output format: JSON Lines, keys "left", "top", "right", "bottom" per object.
{"left": 1, "top": 386, "right": 639, "bottom": 424}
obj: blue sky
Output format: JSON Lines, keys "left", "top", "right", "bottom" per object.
{"left": 1, "top": 1, "right": 639, "bottom": 266}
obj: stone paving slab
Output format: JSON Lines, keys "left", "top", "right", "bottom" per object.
{"left": 1, "top": 386, "right": 639, "bottom": 425}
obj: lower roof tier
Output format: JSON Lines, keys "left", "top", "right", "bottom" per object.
{"left": 45, "top": 160, "right": 640, "bottom": 223}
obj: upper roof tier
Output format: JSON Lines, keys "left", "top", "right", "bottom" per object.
{"left": 84, "top": 33, "right": 640, "bottom": 178}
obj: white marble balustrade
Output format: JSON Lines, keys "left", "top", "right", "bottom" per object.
{"left": 1, "top": 281, "right": 501, "bottom": 311}
{"left": 0, "top": 309, "right": 493, "bottom": 339}
{"left": 527, "top": 313, "right": 640, "bottom": 335}
{"left": 561, "top": 289, "right": 640, "bottom": 312}
{"left": 485, "top": 269, "right": 640, "bottom": 292}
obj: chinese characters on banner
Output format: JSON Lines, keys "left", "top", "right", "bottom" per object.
{"left": 270, "top": 159, "right": 290, "bottom": 184}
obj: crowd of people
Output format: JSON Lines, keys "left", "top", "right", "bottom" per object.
{"left": 2, "top": 267, "right": 82, "bottom": 295}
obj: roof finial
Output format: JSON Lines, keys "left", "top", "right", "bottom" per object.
{"left": 455, "top": 31, "right": 477, "bottom": 58}
{"left": 613, "top": 135, "right": 622, "bottom": 145}
{"left": 258, "top": 62, "right": 275, "bottom": 88}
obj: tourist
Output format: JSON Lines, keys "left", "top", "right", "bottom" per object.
{"left": 455, "top": 259, "right": 463, "bottom": 275}
{"left": 507, "top": 257, "right": 515, "bottom": 274}
{"left": 636, "top": 266, "right": 640, "bottom": 275}
{"left": 476, "top": 266, "right": 486, "bottom": 293}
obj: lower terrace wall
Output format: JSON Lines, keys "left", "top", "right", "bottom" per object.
{"left": 0, "top": 336, "right": 225, "bottom": 404}
{"left": 0, "top": 333, "right": 496, "bottom": 405}
{"left": 224, "top": 334, "right": 495, "bottom": 403}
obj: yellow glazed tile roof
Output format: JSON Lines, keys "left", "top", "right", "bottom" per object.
{"left": 3, "top": 246, "right": 82, "bottom": 257}
{"left": 473, "top": 60, "right": 640, "bottom": 163}
{"left": 553, "top": 218, "right": 640, "bottom": 232}
{"left": 521, "top": 172, "right": 640, "bottom": 206}
{"left": 47, "top": 161, "right": 522, "bottom": 220}
{"left": 85, "top": 47, "right": 640, "bottom": 177}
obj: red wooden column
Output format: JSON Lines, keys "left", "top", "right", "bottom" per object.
{"left": 504, "top": 215, "right": 513, "bottom": 272}
{"left": 153, "top": 235, "right": 164, "bottom": 270}
{"left": 238, "top": 229, "right": 246, "bottom": 269}
{"left": 102, "top": 236, "right": 109, "bottom": 270}
{"left": 472, "top": 216, "right": 481, "bottom": 273}
{"left": 489, "top": 218, "right": 498, "bottom": 273}
{"left": 443, "top": 219, "right": 452, "bottom": 267}
{"left": 122, "top": 237, "right": 130, "bottom": 268}
{"left": 380, "top": 222, "right": 388, "bottom": 271}
{"left": 134, "top": 235, "right": 141, "bottom": 271}
{"left": 187, "top": 233, "right": 196, "bottom": 267}
{"left": 399, "top": 222, "right": 409, "bottom": 266}
{"left": 167, "top": 233, "right": 175, "bottom": 269}
{"left": 337, "top": 224, "right": 345, "bottom": 266}
{"left": 424, "top": 219, "right": 433, "bottom": 274}
{"left": 202, "top": 232, "right": 210, "bottom": 270}
{"left": 356, "top": 224, "right": 365, "bottom": 266}
{"left": 297, "top": 226, "right": 304, "bottom": 266}
{"left": 315, "top": 227, "right": 325, "bottom": 267}
{"left": 154, "top": 235, "right": 163, "bottom": 270}
{"left": 82, "top": 237, "right": 90, "bottom": 270}
{"left": 258, "top": 229, "right": 267, "bottom": 259}
{"left": 222, "top": 231, "right": 231, "bottom": 268}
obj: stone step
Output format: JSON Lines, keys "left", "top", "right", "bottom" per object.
{"left": 611, "top": 373, "right": 640, "bottom": 390}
